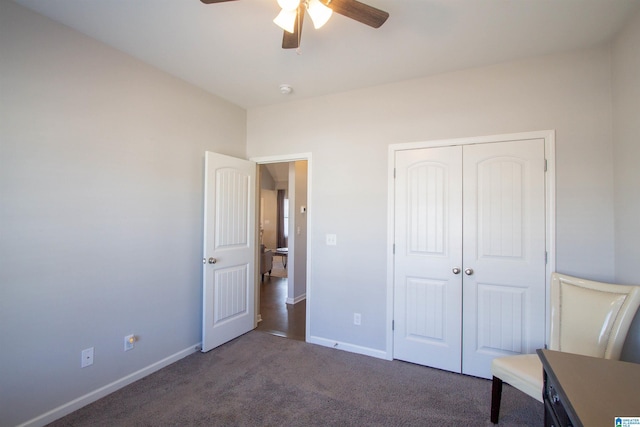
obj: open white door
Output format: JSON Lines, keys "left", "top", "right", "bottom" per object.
{"left": 202, "top": 152, "right": 256, "bottom": 352}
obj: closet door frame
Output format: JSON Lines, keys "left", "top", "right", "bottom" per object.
{"left": 385, "top": 130, "right": 556, "bottom": 361}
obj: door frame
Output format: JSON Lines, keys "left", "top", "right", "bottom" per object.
{"left": 250, "top": 152, "right": 312, "bottom": 342}
{"left": 385, "top": 130, "right": 556, "bottom": 360}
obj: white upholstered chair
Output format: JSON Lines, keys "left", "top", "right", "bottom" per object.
{"left": 490, "top": 272, "right": 640, "bottom": 424}
{"left": 260, "top": 245, "right": 273, "bottom": 281}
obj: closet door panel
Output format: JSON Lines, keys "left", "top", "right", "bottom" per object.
{"left": 461, "top": 139, "right": 546, "bottom": 378}
{"left": 393, "top": 146, "right": 463, "bottom": 373}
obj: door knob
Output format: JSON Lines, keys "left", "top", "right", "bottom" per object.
{"left": 464, "top": 268, "right": 474, "bottom": 275}
{"left": 208, "top": 257, "right": 217, "bottom": 264}
{"left": 452, "top": 267, "right": 461, "bottom": 274}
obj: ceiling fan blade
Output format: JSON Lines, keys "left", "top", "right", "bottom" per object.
{"left": 282, "top": 6, "right": 305, "bottom": 49}
{"left": 200, "top": 0, "right": 237, "bottom": 4}
{"left": 323, "top": 0, "right": 389, "bottom": 28}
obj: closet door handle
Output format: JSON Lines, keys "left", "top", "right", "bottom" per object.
{"left": 452, "top": 268, "right": 461, "bottom": 275}
{"left": 464, "top": 268, "right": 474, "bottom": 275}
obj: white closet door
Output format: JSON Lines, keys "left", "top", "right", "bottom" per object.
{"left": 393, "top": 146, "right": 463, "bottom": 373}
{"left": 392, "top": 138, "right": 547, "bottom": 379}
{"left": 461, "top": 139, "right": 546, "bottom": 378}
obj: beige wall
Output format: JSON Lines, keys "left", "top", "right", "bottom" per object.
{"left": 0, "top": 1, "right": 246, "bottom": 425}
{"left": 248, "top": 47, "right": 616, "bottom": 353}
{"left": 291, "top": 161, "right": 308, "bottom": 301}
{"left": 259, "top": 165, "right": 278, "bottom": 249}
{"left": 260, "top": 189, "right": 278, "bottom": 249}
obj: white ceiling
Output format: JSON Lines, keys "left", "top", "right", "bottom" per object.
{"left": 13, "top": 0, "right": 640, "bottom": 109}
{"left": 264, "top": 162, "right": 290, "bottom": 184}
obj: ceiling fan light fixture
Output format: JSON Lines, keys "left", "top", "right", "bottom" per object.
{"left": 307, "top": 0, "right": 332, "bottom": 29}
{"left": 277, "top": 0, "right": 300, "bottom": 11}
{"left": 273, "top": 8, "right": 298, "bottom": 33}
{"left": 201, "top": 0, "right": 389, "bottom": 49}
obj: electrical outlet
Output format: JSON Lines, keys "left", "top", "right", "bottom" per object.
{"left": 124, "top": 334, "right": 135, "bottom": 351}
{"left": 354, "top": 313, "right": 361, "bottom": 326}
{"left": 326, "top": 234, "right": 337, "bottom": 246}
{"left": 81, "top": 347, "right": 94, "bottom": 368}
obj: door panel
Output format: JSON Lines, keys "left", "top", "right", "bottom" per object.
{"left": 405, "top": 277, "right": 447, "bottom": 340}
{"left": 215, "top": 167, "right": 250, "bottom": 248}
{"left": 393, "top": 146, "right": 463, "bottom": 372}
{"left": 213, "top": 265, "right": 248, "bottom": 323}
{"left": 476, "top": 284, "right": 525, "bottom": 353}
{"left": 478, "top": 157, "right": 525, "bottom": 258}
{"left": 462, "top": 139, "right": 546, "bottom": 377}
{"left": 202, "top": 152, "right": 256, "bottom": 353}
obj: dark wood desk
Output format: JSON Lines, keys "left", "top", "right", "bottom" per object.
{"left": 537, "top": 349, "right": 640, "bottom": 427}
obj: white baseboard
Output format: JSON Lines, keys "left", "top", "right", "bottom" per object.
{"left": 307, "top": 335, "right": 390, "bottom": 360}
{"left": 19, "top": 343, "right": 201, "bottom": 427}
{"left": 285, "top": 293, "right": 306, "bottom": 305}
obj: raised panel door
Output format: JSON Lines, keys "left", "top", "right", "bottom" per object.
{"left": 461, "top": 139, "right": 546, "bottom": 377}
{"left": 393, "top": 146, "right": 463, "bottom": 372}
{"left": 202, "top": 152, "right": 256, "bottom": 352}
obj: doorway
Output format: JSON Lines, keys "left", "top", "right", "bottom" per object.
{"left": 255, "top": 160, "right": 309, "bottom": 341}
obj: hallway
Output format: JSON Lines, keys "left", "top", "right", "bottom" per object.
{"left": 256, "top": 273, "right": 305, "bottom": 341}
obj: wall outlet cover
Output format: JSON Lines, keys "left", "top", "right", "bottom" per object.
{"left": 81, "top": 347, "right": 94, "bottom": 368}
{"left": 124, "top": 334, "right": 135, "bottom": 351}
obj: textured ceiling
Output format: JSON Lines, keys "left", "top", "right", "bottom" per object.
{"left": 13, "top": 0, "right": 640, "bottom": 108}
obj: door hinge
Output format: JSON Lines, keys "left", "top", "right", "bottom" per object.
{"left": 544, "top": 159, "right": 548, "bottom": 172}
{"left": 545, "top": 251, "right": 548, "bottom": 264}
{"left": 393, "top": 243, "right": 395, "bottom": 254}
{"left": 392, "top": 320, "right": 395, "bottom": 331}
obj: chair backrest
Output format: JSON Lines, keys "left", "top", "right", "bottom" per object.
{"left": 549, "top": 272, "right": 640, "bottom": 360}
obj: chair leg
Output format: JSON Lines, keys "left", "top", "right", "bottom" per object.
{"left": 491, "top": 376, "right": 503, "bottom": 424}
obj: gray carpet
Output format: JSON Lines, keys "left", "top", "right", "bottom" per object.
{"left": 48, "top": 331, "right": 542, "bottom": 426}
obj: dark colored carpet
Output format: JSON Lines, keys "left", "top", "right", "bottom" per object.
{"left": 48, "top": 331, "right": 542, "bottom": 426}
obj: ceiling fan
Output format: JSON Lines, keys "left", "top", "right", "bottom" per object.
{"left": 200, "top": 0, "right": 389, "bottom": 49}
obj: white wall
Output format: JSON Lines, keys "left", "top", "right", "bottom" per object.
{"left": 613, "top": 10, "right": 640, "bottom": 285}
{"left": 613, "top": 9, "right": 640, "bottom": 362}
{"left": 0, "top": 1, "right": 246, "bottom": 426}
{"left": 3, "top": 0, "right": 637, "bottom": 423}
{"left": 247, "top": 47, "right": 616, "bottom": 354}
